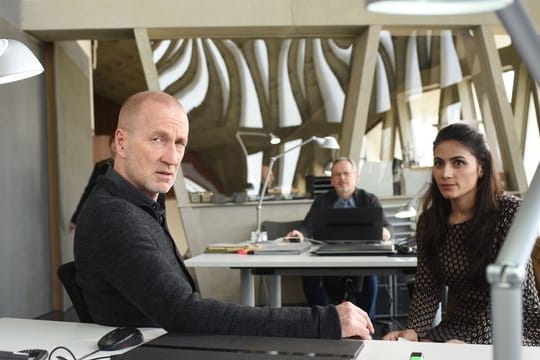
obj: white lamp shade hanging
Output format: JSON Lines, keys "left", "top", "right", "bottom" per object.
{"left": 365, "top": 0, "right": 513, "bottom": 15}
{"left": 0, "top": 39, "right": 44, "bottom": 85}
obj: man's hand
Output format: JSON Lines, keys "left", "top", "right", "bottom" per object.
{"left": 336, "top": 301, "right": 374, "bottom": 339}
{"left": 382, "top": 227, "right": 391, "bottom": 241}
{"left": 382, "top": 329, "right": 418, "bottom": 341}
{"left": 285, "top": 230, "right": 305, "bottom": 241}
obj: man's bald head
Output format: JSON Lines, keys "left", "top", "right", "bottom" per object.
{"left": 113, "top": 91, "right": 189, "bottom": 200}
{"left": 118, "top": 91, "right": 185, "bottom": 133}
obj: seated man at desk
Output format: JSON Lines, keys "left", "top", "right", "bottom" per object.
{"left": 287, "top": 157, "right": 392, "bottom": 319}
{"left": 74, "top": 91, "right": 374, "bottom": 340}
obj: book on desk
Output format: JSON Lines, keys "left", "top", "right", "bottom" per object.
{"left": 206, "top": 240, "right": 311, "bottom": 255}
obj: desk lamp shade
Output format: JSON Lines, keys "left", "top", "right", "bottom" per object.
{"left": 0, "top": 39, "right": 44, "bottom": 85}
{"left": 313, "top": 136, "right": 340, "bottom": 150}
{"left": 365, "top": 0, "right": 513, "bottom": 15}
{"left": 269, "top": 133, "right": 281, "bottom": 144}
{"left": 395, "top": 181, "right": 430, "bottom": 219}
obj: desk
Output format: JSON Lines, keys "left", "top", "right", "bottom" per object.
{"left": 0, "top": 318, "right": 165, "bottom": 359}
{"left": 360, "top": 339, "right": 540, "bottom": 360}
{"left": 1, "top": 318, "right": 539, "bottom": 360}
{"left": 184, "top": 251, "right": 416, "bottom": 310}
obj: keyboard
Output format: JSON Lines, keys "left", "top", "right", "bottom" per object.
{"left": 313, "top": 241, "right": 396, "bottom": 255}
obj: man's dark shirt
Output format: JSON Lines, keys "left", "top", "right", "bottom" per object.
{"left": 299, "top": 188, "right": 392, "bottom": 238}
{"left": 74, "top": 168, "right": 341, "bottom": 338}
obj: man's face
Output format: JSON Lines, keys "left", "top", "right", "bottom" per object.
{"left": 330, "top": 160, "right": 358, "bottom": 199}
{"left": 116, "top": 100, "right": 189, "bottom": 200}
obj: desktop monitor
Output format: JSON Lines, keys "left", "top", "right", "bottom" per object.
{"left": 311, "top": 207, "right": 383, "bottom": 242}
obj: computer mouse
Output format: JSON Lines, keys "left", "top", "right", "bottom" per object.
{"left": 97, "top": 326, "right": 144, "bottom": 351}
{"left": 397, "top": 245, "right": 414, "bottom": 255}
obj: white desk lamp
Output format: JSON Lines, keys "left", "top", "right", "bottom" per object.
{"left": 395, "top": 181, "right": 431, "bottom": 219}
{"left": 235, "top": 131, "right": 281, "bottom": 160}
{"left": 236, "top": 131, "right": 281, "bottom": 193}
{"left": 367, "top": 1, "right": 540, "bottom": 359}
{"left": 252, "top": 136, "right": 340, "bottom": 242}
{"left": 366, "top": 0, "right": 512, "bottom": 15}
{"left": 0, "top": 39, "right": 44, "bottom": 84}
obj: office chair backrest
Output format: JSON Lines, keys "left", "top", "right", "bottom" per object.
{"left": 262, "top": 220, "right": 304, "bottom": 240}
{"left": 57, "top": 261, "right": 94, "bottom": 323}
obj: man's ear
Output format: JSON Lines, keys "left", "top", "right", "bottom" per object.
{"left": 115, "top": 128, "right": 127, "bottom": 157}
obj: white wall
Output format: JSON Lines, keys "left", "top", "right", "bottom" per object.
{"left": 0, "top": 7, "right": 50, "bottom": 317}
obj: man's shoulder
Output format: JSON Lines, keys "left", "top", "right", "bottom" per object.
{"left": 313, "top": 190, "right": 338, "bottom": 205}
{"left": 83, "top": 186, "right": 145, "bottom": 221}
{"left": 354, "top": 187, "right": 378, "bottom": 200}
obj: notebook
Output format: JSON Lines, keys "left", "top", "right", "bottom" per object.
{"left": 311, "top": 207, "right": 395, "bottom": 255}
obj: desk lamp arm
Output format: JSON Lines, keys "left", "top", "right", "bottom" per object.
{"left": 254, "top": 136, "right": 325, "bottom": 240}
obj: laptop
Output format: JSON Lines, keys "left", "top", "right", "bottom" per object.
{"left": 115, "top": 333, "right": 364, "bottom": 360}
{"left": 311, "top": 207, "right": 395, "bottom": 255}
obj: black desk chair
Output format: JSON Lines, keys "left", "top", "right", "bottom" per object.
{"left": 57, "top": 261, "right": 94, "bottom": 323}
{"left": 262, "top": 220, "right": 304, "bottom": 240}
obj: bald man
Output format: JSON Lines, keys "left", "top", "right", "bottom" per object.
{"left": 74, "top": 91, "right": 374, "bottom": 339}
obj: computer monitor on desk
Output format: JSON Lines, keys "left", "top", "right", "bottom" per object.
{"left": 312, "top": 207, "right": 383, "bottom": 242}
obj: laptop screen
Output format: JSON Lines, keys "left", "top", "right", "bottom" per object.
{"left": 311, "top": 207, "right": 383, "bottom": 242}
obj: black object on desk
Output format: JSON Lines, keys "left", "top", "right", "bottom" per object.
{"left": 115, "top": 333, "right": 364, "bottom": 360}
{"left": 0, "top": 349, "right": 47, "bottom": 360}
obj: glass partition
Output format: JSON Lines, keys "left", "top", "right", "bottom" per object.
{"left": 146, "top": 29, "right": 538, "bottom": 201}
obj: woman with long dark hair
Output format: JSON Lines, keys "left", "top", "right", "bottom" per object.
{"left": 384, "top": 123, "right": 540, "bottom": 344}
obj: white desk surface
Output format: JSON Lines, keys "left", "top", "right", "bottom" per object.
{"left": 1, "top": 318, "right": 538, "bottom": 359}
{"left": 0, "top": 317, "right": 165, "bottom": 359}
{"left": 360, "top": 339, "right": 540, "bottom": 360}
{"left": 185, "top": 252, "right": 417, "bottom": 269}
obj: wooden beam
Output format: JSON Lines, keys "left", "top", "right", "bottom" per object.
{"left": 22, "top": 0, "right": 528, "bottom": 41}
{"left": 339, "top": 25, "right": 381, "bottom": 164}
{"left": 134, "top": 28, "right": 160, "bottom": 91}
{"left": 461, "top": 26, "right": 527, "bottom": 192}
{"left": 44, "top": 43, "right": 63, "bottom": 311}
{"left": 512, "top": 64, "right": 532, "bottom": 155}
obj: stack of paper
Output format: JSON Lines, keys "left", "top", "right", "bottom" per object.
{"left": 253, "top": 241, "right": 311, "bottom": 255}
{"left": 205, "top": 242, "right": 259, "bottom": 253}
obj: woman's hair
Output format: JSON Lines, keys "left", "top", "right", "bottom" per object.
{"left": 419, "top": 123, "right": 503, "bottom": 286}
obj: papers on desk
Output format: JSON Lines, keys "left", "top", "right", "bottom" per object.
{"left": 205, "top": 242, "right": 258, "bottom": 253}
{"left": 205, "top": 240, "right": 311, "bottom": 255}
{"left": 253, "top": 241, "right": 311, "bottom": 255}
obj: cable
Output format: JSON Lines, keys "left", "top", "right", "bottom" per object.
{"left": 48, "top": 346, "right": 119, "bottom": 360}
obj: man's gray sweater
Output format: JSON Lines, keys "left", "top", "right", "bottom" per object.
{"left": 74, "top": 168, "right": 341, "bottom": 338}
